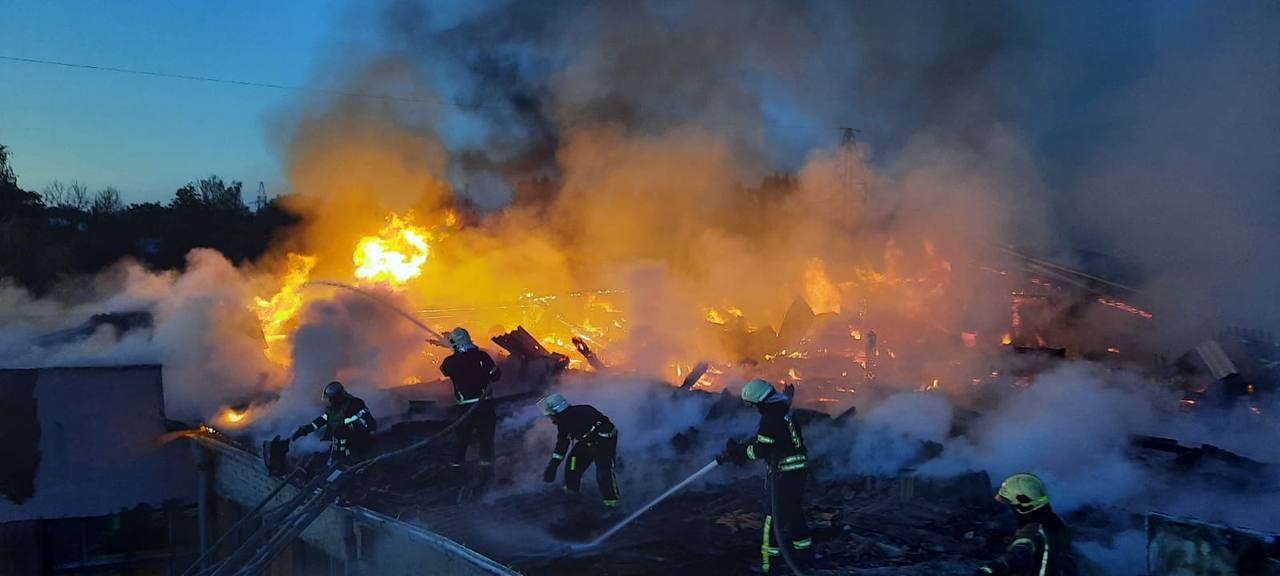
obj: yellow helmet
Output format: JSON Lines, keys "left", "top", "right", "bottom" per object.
{"left": 995, "top": 473, "right": 1050, "bottom": 514}
{"left": 741, "top": 378, "right": 776, "bottom": 404}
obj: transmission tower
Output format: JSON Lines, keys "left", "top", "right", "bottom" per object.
{"left": 254, "top": 181, "right": 268, "bottom": 212}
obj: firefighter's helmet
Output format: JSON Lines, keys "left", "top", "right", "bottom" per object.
{"left": 322, "top": 381, "right": 347, "bottom": 405}
{"left": 449, "top": 327, "right": 474, "bottom": 350}
{"left": 995, "top": 473, "right": 1050, "bottom": 514}
{"left": 538, "top": 393, "right": 570, "bottom": 416}
{"left": 741, "top": 378, "right": 776, "bottom": 404}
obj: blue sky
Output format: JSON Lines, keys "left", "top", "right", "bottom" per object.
{"left": 0, "top": 2, "right": 356, "bottom": 203}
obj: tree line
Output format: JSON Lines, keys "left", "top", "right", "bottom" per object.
{"left": 0, "top": 144, "right": 298, "bottom": 295}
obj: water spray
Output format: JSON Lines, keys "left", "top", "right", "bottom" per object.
{"left": 302, "top": 280, "right": 448, "bottom": 345}
{"left": 571, "top": 459, "right": 720, "bottom": 551}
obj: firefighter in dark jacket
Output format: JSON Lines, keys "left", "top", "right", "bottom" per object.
{"left": 976, "top": 473, "right": 1075, "bottom": 576}
{"left": 440, "top": 327, "right": 501, "bottom": 470}
{"left": 538, "top": 393, "right": 620, "bottom": 508}
{"left": 718, "top": 378, "right": 812, "bottom": 573}
{"left": 292, "top": 381, "right": 375, "bottom": 465}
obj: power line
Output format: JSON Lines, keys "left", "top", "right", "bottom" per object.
{"left": 1, "top": 54, "right": 851, "bottom": 136}
{"left": 0, "top": 54, "right": 439, "bottom": 105}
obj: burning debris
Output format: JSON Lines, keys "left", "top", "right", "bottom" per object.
{"left": 3, "top": 1, "right": 1278, "bottom": 574}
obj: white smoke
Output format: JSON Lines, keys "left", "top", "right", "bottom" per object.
{"left": 0, "top": 250, "right": 283, "bottom": 421}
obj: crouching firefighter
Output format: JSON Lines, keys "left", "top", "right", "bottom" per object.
{"left": 975, "top": 473, "right": 1075, "bottom": 576}
{"left": 440, "top": 327, "right": 501, "bottom": 474}
{"left": 292, "top": 381, "right": 376, "bottom": 465}
{"left": 718, "top": 379, "right": 812, "bottom": 572}
{"left": 538, "top": 393, "right": 620, "bottom": 508}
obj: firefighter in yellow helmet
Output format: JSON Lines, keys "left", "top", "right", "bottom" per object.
{"left": 717, "top": 378, "right": 812, "bottom": 572}
{"left": 975, "top": 473, "right": 1075, "bottom": 576}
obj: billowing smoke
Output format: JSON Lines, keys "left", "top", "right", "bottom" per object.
{"left": 256, "top": 288, "right": 441, "bottom": 438}
{"left": 360, "top": 0, "right": 1280, "bottom": 335}
{"left": 271, "top": 0, "right": 1277, "bottom": 512}
{"left": 3, "top": 1, "right": 1276, "bottom": 571}
{"left": 0, "top": 250, "right": 284, "bottom": 420}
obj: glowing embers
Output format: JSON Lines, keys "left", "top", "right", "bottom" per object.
{"left": 704, "top": 305, "right": 745, "bottom": 327}
{"left": 353, "top": 212, "right": 436, "bottom": 286}
{"left": 1097, "top": 297, "right": 1154, "bottom": 320}
{"left": 216, "top": 404, "right": 253, "bottom": 428}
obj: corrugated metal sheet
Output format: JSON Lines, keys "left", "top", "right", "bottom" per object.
{"left": 1194, "top": 340, "right": 1238, "bottom": 380}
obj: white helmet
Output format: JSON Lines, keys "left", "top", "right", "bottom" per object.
{"left": 741, "top": 378, "right": 776, "bottom": 404}
{"left": 538, "top": 393, "right": 570, "bottom": 416}
{"left": 449, "top": 327, "right": 474, "bottom": 351}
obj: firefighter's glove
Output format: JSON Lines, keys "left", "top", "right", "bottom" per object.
{"left": 717, "top": 438, "right": 746, "bottom": 466}
{"left": 542, "top": 459, "right": 560, "bottom": 483}
{"left": 291, "top": 426, "right": 310, "bottom": 441}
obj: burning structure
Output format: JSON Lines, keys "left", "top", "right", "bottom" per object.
{"left": 3, "top": 0, "right": 1280, "bottom": 574}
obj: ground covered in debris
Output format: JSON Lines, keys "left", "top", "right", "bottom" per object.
{"left": 310, "top": 405, "right": 1019, "bottom": 575}
{"left": 362, "top": 464, "right": 1014, "bottom": 575}
{"left": 270, "top": 365, "right": 1274, "bottom": 575}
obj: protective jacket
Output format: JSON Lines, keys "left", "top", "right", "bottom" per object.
{"left": 298, "top": 395, "right": 375, "bottom": 462}
{"left": 979, "top": 507, "right": 1073, "bottom": 576}
{"left": 547, "top": 404, "right": 619, "bottom": 505}
{"left": 724, "top": 392, "right": 812, "bottom": 572}
{"left": 441, "top": 347, "right": 501, "bottom": 405}
{"left": 726, "top": 395, "right": 808, "bottom": 473}
{"left": 551, "top": 405, "right": 616, "bottom": 457}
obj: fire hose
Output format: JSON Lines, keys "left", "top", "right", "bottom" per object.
{"left": 187, "top": 282, "right": 485, "bottom": 576}
{"left": 302, "top": 279, "right": 450, "bottom": 345}
{"left": 569, "top": 459, "right": 808, "bottom": 576}
{"left": 186, "top": 398, "right": 488, "bottom": 576}
{"left": 769, "top": 470, "right": 809, "bottom": 576}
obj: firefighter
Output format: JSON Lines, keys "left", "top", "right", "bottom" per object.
{"left": 538, "top": 393, "right": 620, "bottom": 508}
{"left": 292, "top": 381, "right": 376, "bottom": 465}
{"left": 975, "top": 473, "right": 1075, "bottom": 576}
{"left": 717, "top": 378, "right": 812, "bottom": 573}
{"left": 440, "top": 327, "right": 501, "bottom": 471}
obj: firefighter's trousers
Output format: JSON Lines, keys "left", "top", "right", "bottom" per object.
{"left": 452, "top": 400, "right": 496, "bottom": 466}
{"left": 563, "top": 431, "right": 620, "bottom": 505}
{"left": 761, "top": 469, "right": 812, "bottom": 572}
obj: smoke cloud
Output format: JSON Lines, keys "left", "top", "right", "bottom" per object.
{"left": 0, "top": 250, "right": 283, "bottom": 420}
{"left": 3, "top": 2, "right": 1276, "bottom": 572}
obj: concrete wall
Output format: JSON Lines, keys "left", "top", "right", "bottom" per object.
{"left": 0, "top": 365, "right": 193, "bottom": 522}
{"left": 191, "top": 434, "right": 519, "bottom": 576}
{"left": 1147, "top": 511, "right": 1280, "bottom": 576}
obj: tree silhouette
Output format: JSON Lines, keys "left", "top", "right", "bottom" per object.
{"left": 42, "top": 180, "right": 90, "bottom": 211}
{"left": 0, "top": 143, "right": 300, "bottom": 294}
{"left": 0, "top": 145, "right": 44, "bottom": 216}
{"left": 91, "top": 187, "right": 124, "bottom": 215}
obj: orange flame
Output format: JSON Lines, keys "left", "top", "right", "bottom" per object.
{"left": 254, "top": 253, "right": 317, "bottom": 364}
{"left": 217, "top": 405, "right": 252, "bottom": 427}
{"left": 353, "top": 212, "right": 431, "bottom": 285}
{"left": 803, "top": 258, "right": 841, "bottom": 314}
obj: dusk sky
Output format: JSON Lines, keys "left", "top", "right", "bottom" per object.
{"left": 1, "top": 3, "right": 358, "bottom": 203}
